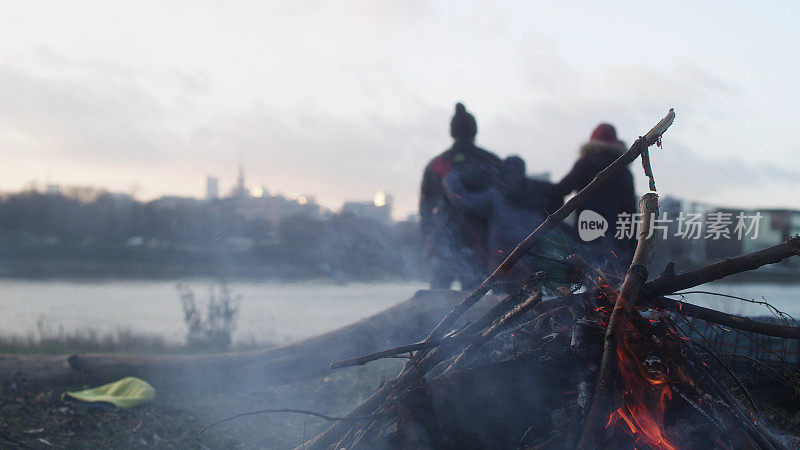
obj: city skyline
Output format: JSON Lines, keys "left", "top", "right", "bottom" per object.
{"left": 14, "top": 165, "right": 403, "bottom": 218}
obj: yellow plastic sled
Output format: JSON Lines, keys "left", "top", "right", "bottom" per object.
{"left": 62, "top": 377, "right": 155, "bottom": 411}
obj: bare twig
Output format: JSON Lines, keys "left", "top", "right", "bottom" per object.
{"left": 640, "top": 138, "right": 657, "bottom": 192}
{"left": 647, "top": 296, "right": 800, "bottom": 339}
{"left": 438, "top": 290, "right": 543, "bottom": 377}
{"left": 699, "top": 356, "right": 786, "bottom": 450}
{"left": 200, "top": 409, "right": 378, "bottom": 433}
{"left": 672, "top": 290, "right": 797, "bottom": 324}
{"left": 643, "top": 235, "right": 800, "bottom": 297}
{"left": 329, "top": 340, "right": 441, "bottom": 370}
{"left": 670, "top": 315, "right": 759, "bottom": 413}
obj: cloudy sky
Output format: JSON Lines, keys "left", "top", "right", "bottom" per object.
{"left": 1, "top": 0, "right": 798, "bottom": 217}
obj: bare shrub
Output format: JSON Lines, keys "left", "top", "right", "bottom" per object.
{"left": 177, "top": 283, "right": 239, "bottom": 350}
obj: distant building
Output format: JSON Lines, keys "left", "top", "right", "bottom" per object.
{"left": 655, "top": 196, "right": 800, "bottom": 272}
{"left": 230, "top": 195, "right": 319, "bottom": 221}
{"left": 206, "top": 176, "right": 219, "bottom": 200}
{"left": 752, "top": 210, "right": 800, "bottom": 267}
{"left": 154, "top": 195, "right": 200, "bottom": 209}
{"left": 228, "top": 194, "right": 320, "bottom": 243}
{"left": 62, "top": 186, "right": 107, "bottom": 203}
{"left": 231, "top": 165, "right": 250, "bottom": 198}
{"left": 341, "top": 191, "right": 393, "bottom": 224}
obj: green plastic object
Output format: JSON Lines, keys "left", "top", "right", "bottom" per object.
{"left": 62, "top": 377, "right": 155, "bottom": 411}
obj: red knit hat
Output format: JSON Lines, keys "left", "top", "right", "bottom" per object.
{"left": 589, "top": 123, "right": 618, "bottom": 144}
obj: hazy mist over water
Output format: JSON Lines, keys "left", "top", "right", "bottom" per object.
{"left": 0, "top": 279, "right": 426, "bottom": 345}
{"left": 1, "top": 279, "right": 797, "bottom": 345}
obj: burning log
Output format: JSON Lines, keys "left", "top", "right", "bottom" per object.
{"left": 578, "top": 192, "right": 660, "bottom": 449}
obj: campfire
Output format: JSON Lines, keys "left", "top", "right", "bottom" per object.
{"left": 298, "top": 109, "right": 800, "bottom": 449}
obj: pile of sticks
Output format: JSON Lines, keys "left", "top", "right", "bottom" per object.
{"left": 299, "top": 109, "right": 800, "bottom": 449}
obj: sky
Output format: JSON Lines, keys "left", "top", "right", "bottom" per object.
{"left": 1, "top": 0, "right": 798, "bottom": 218}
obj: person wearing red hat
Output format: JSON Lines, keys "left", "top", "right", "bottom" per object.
{"left": 420, "top": 103, "right": 502, "bottom": 290}
{"left": 554, "top": 123, "right": 637, "bottom": 269}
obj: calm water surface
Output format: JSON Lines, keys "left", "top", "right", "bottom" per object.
{"left": 0, "top": 279, "right": 797, "bottom": 345}
{"left": 0, "top": 280, "right": 426, "bottom": 345}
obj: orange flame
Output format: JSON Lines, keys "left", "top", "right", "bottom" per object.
{"left": 593, "top": 280, "right": 687, "bottom": 449}
{"left": 604, "top": 309, "right": 681, "bottom": 449}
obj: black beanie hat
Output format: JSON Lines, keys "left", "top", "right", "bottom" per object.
{"left": 450, "top": 102, "right": 477, "bottom": 140}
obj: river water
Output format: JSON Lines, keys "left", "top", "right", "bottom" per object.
{"left": 0, "top": 279, "right": 426, "bottom": 345}
{"left": 0, "top": 279, "right": 797, "bottom": 345}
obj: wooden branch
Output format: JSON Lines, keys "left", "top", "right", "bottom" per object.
{"left": 618, "top": 235, "right": 800, "bottom": 338}
{"left": 645, "top": 296, "right": 800, "bottom": 339}
{"left": 675, "top": 322, "right": 759, "bottom": 413}
{"left": 329, "top": 341, "right": 439, "bottom": 370}
{"left": 329, "top": 273, "right": 546, "bottom": 370}
{"left": 438, "top": 291, "right": 544, "bottom": 377}
{"left": 345, "top": 286, "right": 548, "bottom": 448}
{"left": 701, "top": 360, "right": 785, "bottom": 449}
{"left": 641, "top": 140, "right": 657, "bottom": 192}
{"left": 628, "top": 193, "right": 659, "bottom": 278}
{"left": 332, "top": 273, "right": 546, "bottom": 449}
{"left": 298, "top": 274, "right": 544, "bottom": 449}
{"left": 200, "top": 408, "right": 376, "bottom": 433}
{"left": 578, "top": 193, "right": 659, "bottom": 449}
{"left": 643, "top": 234, "right": 800, "bottom": 297}
{"left": 569, "top": 235, "right": 800, "bottom": 340}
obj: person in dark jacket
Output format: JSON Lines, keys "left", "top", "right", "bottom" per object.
{"left": 554, "top": 123, "right": 636, "bottom": 270}
{"left": 419, "top": 103, "right": 502, "bottom": 290}
{"left": 443, "top": 156, "right": 575, "bottom": 292}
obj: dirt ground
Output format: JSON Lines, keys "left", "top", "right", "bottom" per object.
{"left": 0, "top": 360, "right": 403, "bottom": 449}
{"left": 3, "top": 360, "right": 800, "bottom": 449}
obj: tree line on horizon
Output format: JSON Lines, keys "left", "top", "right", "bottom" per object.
{"left": 0, "top": 189, "right": 425, "bottom": 280}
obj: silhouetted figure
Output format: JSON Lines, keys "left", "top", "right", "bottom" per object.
{"left": 554, "top": 123, "right": 636, "bottom": 270}
{"left": 443, "top": 156, "right": 572, "bottom": 291}
{"left": 443, "top": 156, "right": 543, "bottom": 269}
{"left": 420, "top": 103, "right": 502, "bottom": 290}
